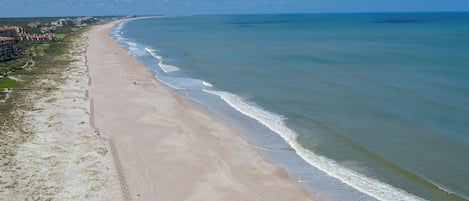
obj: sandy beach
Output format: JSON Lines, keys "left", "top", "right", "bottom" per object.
{"left": 88, "top": 21, "right": 319, "bottom": 201}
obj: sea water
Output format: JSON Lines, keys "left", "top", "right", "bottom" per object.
{"left": 111, "top": 13, "right": 469, "bottom": 201}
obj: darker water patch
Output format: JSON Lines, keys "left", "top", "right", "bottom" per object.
{"left": 371, "top": 19, "right": 428, "bottom": 24}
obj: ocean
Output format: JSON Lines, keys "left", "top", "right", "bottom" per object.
{"left": 111, "top": 13, "right": 469, "bottom": 201}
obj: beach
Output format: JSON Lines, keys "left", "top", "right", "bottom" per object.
{"left": 1, "top": 12, "right": 466, "bottom": 201}
{"left": 116, "top": 14, "right": 469, "bottom": 201}
{"left": 88, "top": 21, "right": 319, "bottom": 201}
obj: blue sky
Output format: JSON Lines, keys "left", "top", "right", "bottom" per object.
{"left": 0, "top": 0, "right": 468, "bottom": 17}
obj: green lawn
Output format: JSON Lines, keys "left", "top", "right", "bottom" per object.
{"left": 55, "top": 34, "right": 66, "bottom": 40}
{"left": 0, "top": 78, "right": 21, "bottom": 88}
{"left": 34, "top": 43, "right": 50, "bottom": 55}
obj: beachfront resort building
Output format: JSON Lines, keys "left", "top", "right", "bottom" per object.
{"left": 0, "top": 26, "right": 22, "bottom": 39}
{"left": 1, "top": 25, "right": 56, "bottom": 41}
{"left": 0, "top": 37, "right": 17, "bottom": 61}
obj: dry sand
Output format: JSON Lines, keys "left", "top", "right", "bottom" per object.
{"left": 88, "top": 21, "right": 320, "bottom": 201}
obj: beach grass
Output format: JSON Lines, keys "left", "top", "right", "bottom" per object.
{"left": 32, "top": 43, "right": 50, "bottom": 56}
{"left": 0, "top": 78, "right": 22, "bottom": 88}
{"left": 55, "top": 33, "right": 66, "bottom": 40}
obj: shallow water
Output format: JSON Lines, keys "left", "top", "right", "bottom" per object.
{"left": 112, "top": 13, "right": 469, "bottom": 200}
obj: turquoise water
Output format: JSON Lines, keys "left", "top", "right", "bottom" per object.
{"left": 112, "top": 13, "right": 469, "bottom": 200}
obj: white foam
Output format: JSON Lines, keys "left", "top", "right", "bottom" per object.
{"left": 111, "top": 18, "right": 180, "bottom": 74}
{"left": 159, "top": 63, "right": 180, "bottom": 73}
{"left": 114, "top": 20, "right": 126, "bottom": 31}
{"left": 110, "top": 19, "right": 129, "bottom": 37}
{"left": 203, "top": 89, "right": 425, "bottom": 201}
{"left": 144, "top": 47, "right": 162, "bottom": 60}
{"left": 128, "top": 46, "right": 147, "bottom": 57}
{"left": 202, "top": 81, "right": 214, "bottom": 88}
{"left": 110, "top": 16, "right": 163, "bottom": 41}
{"left": 110, "top": 18, "right": 142, "bottom": 45}
{"left": 126, "top": 42, "right": 137, "bottom": 47}
{"left": 144, "top": 47, "right": 180, "bottom": 73}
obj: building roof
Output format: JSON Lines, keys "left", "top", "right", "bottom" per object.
{"left": 0, "top": 27, "right": 16, "bottom": 31}
{"left": 0, "top": 37, "right": 15, "bottom": 41}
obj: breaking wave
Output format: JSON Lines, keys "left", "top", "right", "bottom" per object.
{"left": 144, "top": 47, "right": 180, "bottom": 73}
{"left": 203, "top": 89, "right": 424, "bottom": 201}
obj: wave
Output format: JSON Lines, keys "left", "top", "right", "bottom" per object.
{"left": 127, "top": 46, "right": 147, "bottom": 57}
{"left": 113, "top": 20, "right": 127, "bottom": 32}
{"left": 154, "top": 76, "right": 205, "bottom": 92}
{"left": 153, "top": 76, "right": 184, "bottom": 90}
{"left": 203, "top": 89, "right": 424, "bottom": 201}
{"left": 202, "top": 81, "right": 214, "bottom": 88}
{"left": 127, "top": 42, "right": 137, "bottom": 47}
{"left": 426, "top": 178, "right": 468, "bottom": 200}
{"left": 110, "top": 19, "right": 132, "bottom": 41}
{"left": 144, "top": 47, "right": 180, "bottom": 73}
{"left": 111, "top": 18, "right": 180, "bottom": 74}
{"left": 111, "top": 16, "right": 162, "bottom": 38}
{"left": 144, "top": 47, "right": 162, "bottom": 59}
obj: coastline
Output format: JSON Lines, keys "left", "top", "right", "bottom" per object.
{"left": 88, "top": 21, "right": 320, "bottom": 200}
{"left": 110, "top": 17, "right": 429, "bottom": 201}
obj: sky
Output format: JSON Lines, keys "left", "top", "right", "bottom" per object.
{"left": 0, "top": 0, "right": 468, "bottom": 17}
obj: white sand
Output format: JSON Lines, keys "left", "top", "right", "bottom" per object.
{"left": 88, "top": 21, "right": 320, "bottom": 201}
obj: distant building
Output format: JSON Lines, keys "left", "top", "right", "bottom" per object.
{"left": 0, "top": 26, "right": 21, "bottom": 39}
{"left": 0, "top": 37, "right": 17, "bottom": 61}
{"left": 76, "top": 17, "right": 97, "bottom": 26}
{"left": 40, "top": 26, "right": 57, "bottom": 33}
{"left": 53, "top": 18, "right": 75, "bottom": 27}
{"left": 17, "top": 33, "right": 56, "bottom": 41}
{"left": 27, "top": 22, "right": 41, "bottom": 29}
{"left": 0, "top": 25, "right": 55, "bottom": 41}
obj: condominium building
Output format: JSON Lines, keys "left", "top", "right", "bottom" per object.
{"left": 0, "top": 37, "right": 17, "bottom": 61}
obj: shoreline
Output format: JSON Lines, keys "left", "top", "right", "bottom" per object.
{"left": 112, "top": 15, "right": 466, "bottom": 201}
{"left": 109, "top": 17, "right": 418, "bottom": 201}
{"left": 88, "top": 21, "right": 320, "bottom": 200}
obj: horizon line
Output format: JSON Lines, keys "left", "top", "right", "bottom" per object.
{"left": 1, "top": 10, "right": 468, "bottom": 19}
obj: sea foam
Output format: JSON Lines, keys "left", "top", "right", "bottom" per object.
{"left": 203, "top": 89, "right": 424, "bottom": 201}
{"left": 144, "top": 47, "right": 180, "bottom": 73}
{"left": 127, "top": 46, "right": 147, "bottom": 57}
{"left": 127, "top": 42, "right": 137, "bottom": 47}
{"left": 202, "top": 81, "right": 214, "bottom": 88}
{"left": 112, "top": 19, "right": 180, "bottom": 74}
